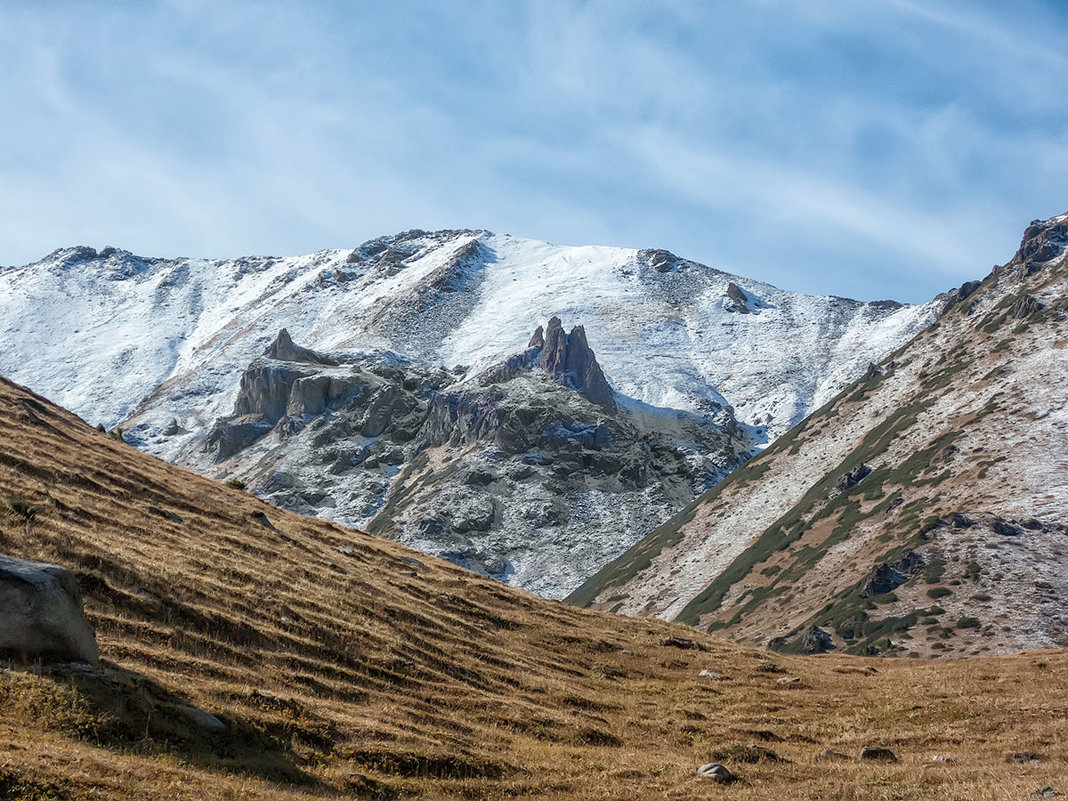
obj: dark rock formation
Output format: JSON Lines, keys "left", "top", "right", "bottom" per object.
{"left": 1014, "top": 216, "right": 1068, "bottom": 273}
{"left": 994, "top": 518, "right": 1024, "bottom": 537}
{"left": 537, "top": 317, "right": 615, "bottom": 409}
{"left": 800, "top": 625, "right": 834, "bottom": 654}
{"left": 830, "top": 464, "right": 872, "bottom": 498}
{"left": 725, "top": 282, "right": 751, "bottom": 313}
{"left": 639, "top": 248, "right": 685, "bottom": 273}
{"left": 263, "top": 328, "right": 337, "bottom": 366}
{"left": 956, "top": 280, "right": 982, "bottom": 303}
{"left": 1012, "top": 294, "right": 1045, "bottom": 319}
{"left": 0, "top": 554, "right": 98, "bottom": 664}
{"left": 859, "top": 550, "right": 924, "bottom": 598}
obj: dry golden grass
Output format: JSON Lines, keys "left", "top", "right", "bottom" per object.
{"left": 0, "top": 376, "right": 1065, "bottom": 800}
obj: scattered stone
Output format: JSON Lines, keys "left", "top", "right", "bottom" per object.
{"left": 696, "top": 763, "right": 736, "bottom": 783}
{"left": 175, "top": 704, "right": 226, "bottom": 732}
{"left": 757, "top": 660, "right": 784, "bottom": 673}
{"left": 1036, "top": 786, "right": 1060, "bottom": 798}
{"left": 922, "top": 755, "right": 954, "bottom": 768}
{"left": 699, "top": 669, "right": 729, "bottom": 680}
{"left": 1010, "top": 752, "right": 1043, "bottom": 764}
{"left": 0, "top": 554, "right": 98, "bottom": 665}
{"left": 821, "top": 749, "right": 850, "bottom": 760}
{"left": 859, "top": 747, "right": 898, "bottom": 762}
{"left": 777, "top": 676, "right": 801, "bottom": 685}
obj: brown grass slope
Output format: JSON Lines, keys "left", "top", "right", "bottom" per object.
{"left": 1, "top": 373, "right": 1067, "bottom": 800}
{"left": 572, "top": 213, "right": 1068, "bottom": 659}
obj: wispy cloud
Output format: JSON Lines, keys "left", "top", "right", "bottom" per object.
{"left": 0, "top": 1, "right": 1064, "bottom": 302}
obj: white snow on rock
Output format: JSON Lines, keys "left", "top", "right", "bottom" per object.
{"left": 0, "top": 231, "right": 939, "bottom": 460}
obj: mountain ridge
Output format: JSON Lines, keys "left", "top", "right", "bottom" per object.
{"left": 571, "top": 211, "right": 1068, "bottom": 657}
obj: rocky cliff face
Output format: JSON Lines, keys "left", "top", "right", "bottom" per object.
{"left": 571, "top": 211, "right": 1068, "bottom": 657}
{"left": 191, "top": 323, "right": 750, "bottom": 597}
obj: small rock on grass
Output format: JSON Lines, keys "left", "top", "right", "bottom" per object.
{"left": 820, "top": 749, "right": 850, "bottom": 760}
{"left": 1036, "top": 787, "right": 1060, "bottom": 798}
{"left": 699, "top": 669, "right": 728, "bottom": 680}
{"left": 697, "top": 763, "right": 736, "bottom": 783}
{"left": 859, "top": 747, "right": 898, "bottom": 762}
{"left": 777, "top": 676, "right": 801, "bottom": 685}
{"left": 1010, "top": 752, "right": 1043, "bottom": 764}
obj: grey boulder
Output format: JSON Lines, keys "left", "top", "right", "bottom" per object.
{"left": 0, "top": 554, "right": 98, "bottom": 665}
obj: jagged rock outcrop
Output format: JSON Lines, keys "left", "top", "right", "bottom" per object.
{"left": 0, "top": 554, "right": 98, "bottom": 664}
{"left": 263, "top": 328, "right": 337, "bottom": 365}
{"left": 188, "top": 328, "right": 750, "bottom": 597}
{"left": 725, "top": 282, "right": 751, "bottom": 314}
{"left": 536, "top": 317, "right": 615, "bottom": 409}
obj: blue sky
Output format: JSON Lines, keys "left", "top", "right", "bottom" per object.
{"left": 1, "top": 1, "right": 1066, "bottom": 302}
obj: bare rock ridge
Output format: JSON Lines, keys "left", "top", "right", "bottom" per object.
{"left": 530, "top": 317, "right": 615, "bottom": 410}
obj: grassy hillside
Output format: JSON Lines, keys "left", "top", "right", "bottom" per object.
{"left": 1, "top": 375, "right": 1067, "bottom": 799}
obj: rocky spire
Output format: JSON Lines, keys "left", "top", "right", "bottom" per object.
{"left": 263, "top": 329, "right": 336, "bottom": 366}
{"left": 528, "top": 325, "right": 545, "bottom": 349}
{"left": 532, "top": 317, "right": 615, "bottom": 409}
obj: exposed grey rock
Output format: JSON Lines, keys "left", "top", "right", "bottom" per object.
{"left": 538, "top": 317, "right": 616, "bottom": 409}
{"left": 859, "top": 550, "right": 924, "bottom": 598}
{"left": 264, "top": 328, "right": 336, "bottom": 365}
{"left": 697, "top": 762, "right": 736, "bottom": 783}
{"left": 1012, "top": 294, "right": 1045, "bottom": 319}
{"left": 956, "top": 280, "right": 982, "bottom": 303}
{"left": 699, "top": 669, "right": 728, "bottom": 680}
{"left": 800, "top": 625, "right": 834, "bottom": 654}
{"left": 860, "top": 563, "right": 906, "bottom": 598}
{"left": 859, "top": 747, "right": 898, "bottom": 762}
{"left": 725, "top": 281, "right": 752, "bottom": 313}
{"left": 994, "top": 518, "right": 1025, "bottom": 537}
{"left": 830, "top": 464, "right": 872, "bottom": 499}
{"left": 175, "top": 704, "right": 226, "bottom": 732}
{"left": 205, "top": 415, "right": 274, "bottom": 461}
{"left": 1015, "top": 216, "right": 1068, "bottom": 272}
{"left": 0, "top": 554, "right": 98, "bottom": 665}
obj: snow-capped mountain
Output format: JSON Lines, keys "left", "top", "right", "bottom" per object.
{"left": 0, "top": 230, "right": 943, "bottom": 596}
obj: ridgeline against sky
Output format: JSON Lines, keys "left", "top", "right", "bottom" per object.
{"left": 1, "top": 0, "right": 1066, "bottom": 302}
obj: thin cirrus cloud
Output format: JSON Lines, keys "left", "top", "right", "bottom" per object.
{"left": 0, "top": 1, "right": 1065, "bottom": 303}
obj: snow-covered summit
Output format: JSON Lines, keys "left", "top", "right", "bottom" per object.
{"left": 0, "top": 230, "right": 939, "bottom": 457}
